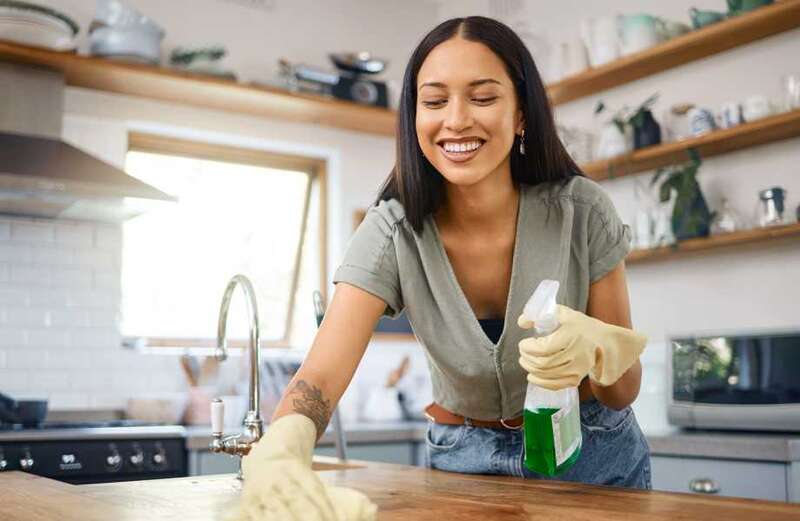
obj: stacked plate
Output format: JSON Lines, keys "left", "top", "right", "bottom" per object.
{"left": 0, "top": 1, "right": 79, "bottom": 51}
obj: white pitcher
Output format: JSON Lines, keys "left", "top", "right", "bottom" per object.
{"left": 580, "top": 16, "right": 620, "bottom": 67}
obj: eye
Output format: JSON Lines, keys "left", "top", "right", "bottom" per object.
{"left": 421, "top": 99, "right": 446, "bottom": 108}
{"left": 472, "top": 96, "right": 498, "bottom": 104}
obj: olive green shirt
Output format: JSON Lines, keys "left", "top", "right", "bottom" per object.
{"left": 333, "top": 176, "right": 631, "bottom": 421}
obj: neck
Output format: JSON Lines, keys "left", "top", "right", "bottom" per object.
{"left": 437, "top": 168, "right": 519, "bottom": 235}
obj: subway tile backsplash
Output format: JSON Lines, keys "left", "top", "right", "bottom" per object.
{"left": 0, "top": 215, "right": 184, "bottom": 409}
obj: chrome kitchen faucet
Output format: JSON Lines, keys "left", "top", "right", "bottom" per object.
{"left": 209, "top": 274, "right": 263, "bottom": 472}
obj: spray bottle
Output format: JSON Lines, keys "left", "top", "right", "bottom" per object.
{"left": 521, "top": 279, "right": 582, "bottom": 476}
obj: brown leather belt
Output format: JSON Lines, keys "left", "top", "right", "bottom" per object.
{"left": 424, "top": 403, "right": 523, "bottom": 430}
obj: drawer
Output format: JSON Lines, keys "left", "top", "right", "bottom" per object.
{"left": 651, "top": 455, "right": 787, "bottom": 501}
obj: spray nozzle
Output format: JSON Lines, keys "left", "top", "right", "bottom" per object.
{"left": 522, "top": 279, "right": 560, "bottom": 335}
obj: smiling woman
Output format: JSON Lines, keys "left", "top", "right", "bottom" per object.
{"left": 258, "top": 17, "right": 649, "bottom": 515}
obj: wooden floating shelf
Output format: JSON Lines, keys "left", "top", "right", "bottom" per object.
{"left": 0, "top": 40, "right": 397, "bottom": 137}
{"left": 627, "top": 222, "right": 800, "bottom": 264}
{"left": 547, "top": 0, "right": 800, "bottom": 105}
{"left": 582, "top": 108, "right": 800, "bottom": 181}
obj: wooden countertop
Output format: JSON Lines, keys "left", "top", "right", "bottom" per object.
{"left": 2, "top": 459, "right": 799, "bottom": 520}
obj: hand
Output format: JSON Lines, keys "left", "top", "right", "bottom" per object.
{"left": 233, "top": 414, "right": 377, "bottom": 521}
{"left": 517, "top": 305, "right": 647, "bottom": 390}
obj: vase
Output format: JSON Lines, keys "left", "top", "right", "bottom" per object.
{"left": 671, "top": 182, "right": 712, "bottom": 241}
{"left": 633, "top": 109, "right": 662, "bottom": 149}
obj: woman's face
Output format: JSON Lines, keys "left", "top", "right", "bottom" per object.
{"left": 416, "top": 36, "right": 523, "bottom": 188}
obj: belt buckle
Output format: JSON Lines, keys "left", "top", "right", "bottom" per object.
{"left": 500, "top": 417, "right": 522, "bottom": 430}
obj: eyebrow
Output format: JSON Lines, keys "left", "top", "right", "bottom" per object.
{"left": 419, "top": 78, "right": 502, "bottom": 90}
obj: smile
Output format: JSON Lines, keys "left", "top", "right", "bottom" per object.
{"left": 437, "top": 139, "right": 485, "bottom": 163}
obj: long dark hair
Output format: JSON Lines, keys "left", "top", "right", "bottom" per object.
{"left": 376, "top": 16, "right": 581, "bottom": 232}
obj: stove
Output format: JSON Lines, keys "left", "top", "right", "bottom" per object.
{"left": 0, "top": 420, "right": 187, "bottom": 484}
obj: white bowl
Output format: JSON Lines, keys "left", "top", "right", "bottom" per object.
{"left": 89, "top": 26, "right": 162, "bottom": 64}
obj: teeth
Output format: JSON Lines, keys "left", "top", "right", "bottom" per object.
{"left": 442, "top": 141, "right": 482, "bottom": 153}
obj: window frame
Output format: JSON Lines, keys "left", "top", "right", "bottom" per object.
{"left": 123, "top": 131, "right": 328, "bottom": 349}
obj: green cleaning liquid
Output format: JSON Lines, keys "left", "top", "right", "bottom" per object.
{"left": 521, "top": 279, "right": 583, "bottom": 476}
{"left": 523, "top": 403, "right": 582, "bottom": 475}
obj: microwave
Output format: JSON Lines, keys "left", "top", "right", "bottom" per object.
{"left": 667, "top": 330, "right": 800, "bottom": 432}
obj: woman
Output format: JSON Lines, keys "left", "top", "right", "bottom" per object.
{"left": 251, "top": 15, "right": 651, "bottom": 515}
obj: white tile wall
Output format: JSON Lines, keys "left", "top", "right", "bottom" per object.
{"left": 0, "top": 215, "right": 186, "bottom": 410}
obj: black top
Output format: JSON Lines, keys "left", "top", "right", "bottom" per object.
{"left": 478, "top": 318, "right": 504, "bottom": 345}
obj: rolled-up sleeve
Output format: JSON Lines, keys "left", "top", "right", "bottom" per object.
{"left": 586, "top": 186, "right": 632, "bottom": 283}
{"left": 333, "top": 201, "right": 403, "bottom": 317}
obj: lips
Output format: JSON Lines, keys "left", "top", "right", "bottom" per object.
{"left": 436, "top": 139, "right": 486, "bottom": 164}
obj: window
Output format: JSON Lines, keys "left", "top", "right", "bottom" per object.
{"left": 122, "top": 133, "right": 326, "bottom": 349}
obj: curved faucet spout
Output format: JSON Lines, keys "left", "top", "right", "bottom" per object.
{"left": 214, "top": 274, "right": 263, "bottom": 452}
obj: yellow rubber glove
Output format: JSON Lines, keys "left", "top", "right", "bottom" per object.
{"left": 517, "top": 305, "right": 647, "bottom": 390}
{"left": 231, "top": 414, "right": 377, "bottom": 521}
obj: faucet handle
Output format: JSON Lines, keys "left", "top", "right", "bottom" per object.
{"left": 211, "top": 398, "right": 224, "bottom": 435}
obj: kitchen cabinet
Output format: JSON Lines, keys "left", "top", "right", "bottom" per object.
{"left": 188, "top": 441, "right": 424, "bottom": 476}
{"left": 651, "top": 455, "right": 796, "bottom": 502}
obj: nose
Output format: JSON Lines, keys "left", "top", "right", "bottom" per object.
{"left": 444, "top": 97, "right": 473, "bottom": 133}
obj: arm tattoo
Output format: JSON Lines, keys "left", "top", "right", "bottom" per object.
{"left": 289, "top": 380, "right": 331, "bottom": 439}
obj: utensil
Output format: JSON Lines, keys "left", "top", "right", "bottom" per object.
{"left": 312, "top": 290, "right": 347, "bottom": 460}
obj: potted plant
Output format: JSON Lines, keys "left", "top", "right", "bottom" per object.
{"left": 593, "top": 94, "right": 662, "bottom": 167}
{"left": 650, "top": 149, "right": 712, "bottom": 242}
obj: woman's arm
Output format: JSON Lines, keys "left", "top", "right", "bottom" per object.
{"left": 271, "top": 282, "right": 387, "bottom": 440}
{"left": 586, "top": 261, "right": 643, "bottom": 410}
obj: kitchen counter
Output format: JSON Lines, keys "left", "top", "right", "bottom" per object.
{"left": 2, "top": 458, "right": 800, "bottom": 520}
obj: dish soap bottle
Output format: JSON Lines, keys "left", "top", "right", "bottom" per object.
{"left": 521, "top": 279, "right": 582, "bottom": 476}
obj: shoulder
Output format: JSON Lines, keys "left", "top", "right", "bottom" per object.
{"left": 360, "top": 198, "right": 407, "bottom": 237}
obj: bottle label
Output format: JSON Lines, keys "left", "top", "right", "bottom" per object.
{"left": 551, "top": 400, "right": 581, "bottom": 467}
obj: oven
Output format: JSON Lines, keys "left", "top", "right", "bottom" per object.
{"left": 0, "top": 421, "right": 187, "bottom": 484}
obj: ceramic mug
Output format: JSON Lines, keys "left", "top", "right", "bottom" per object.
{"left": 742, "top": 95, "right": 773, "bottom": 121}
{"left": 689, "top": 7, "right": 727, "bottom": 29}
{"left": 688, "top": 107, "right": 717, "bottom": 136}
{"left": 619, "top": 14, "right": 666, "bottom": 55}
{"left": 718, "top": 101, "right": 743, "bottom": 129}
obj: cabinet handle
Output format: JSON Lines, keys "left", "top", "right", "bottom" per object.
{"left": 689, "top": 478, "right": 720, "bottom": 494}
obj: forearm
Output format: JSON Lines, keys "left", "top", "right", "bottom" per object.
{"left": 271, "top": 370, "right": 336, "bottom": 442}
{"left": 589, "top": 359, "right": 642, "bottom": 410}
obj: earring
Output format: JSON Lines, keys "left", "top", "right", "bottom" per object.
{"left": 519, "top": 129, "right": 526, "bottom": 155}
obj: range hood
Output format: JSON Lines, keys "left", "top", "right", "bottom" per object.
{"left": 0, "top": 62, "right": 175, "bottom": 223}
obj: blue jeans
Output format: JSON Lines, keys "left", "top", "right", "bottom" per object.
{"left": 425, "top": 399, "right": 652, "bottom": 489}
